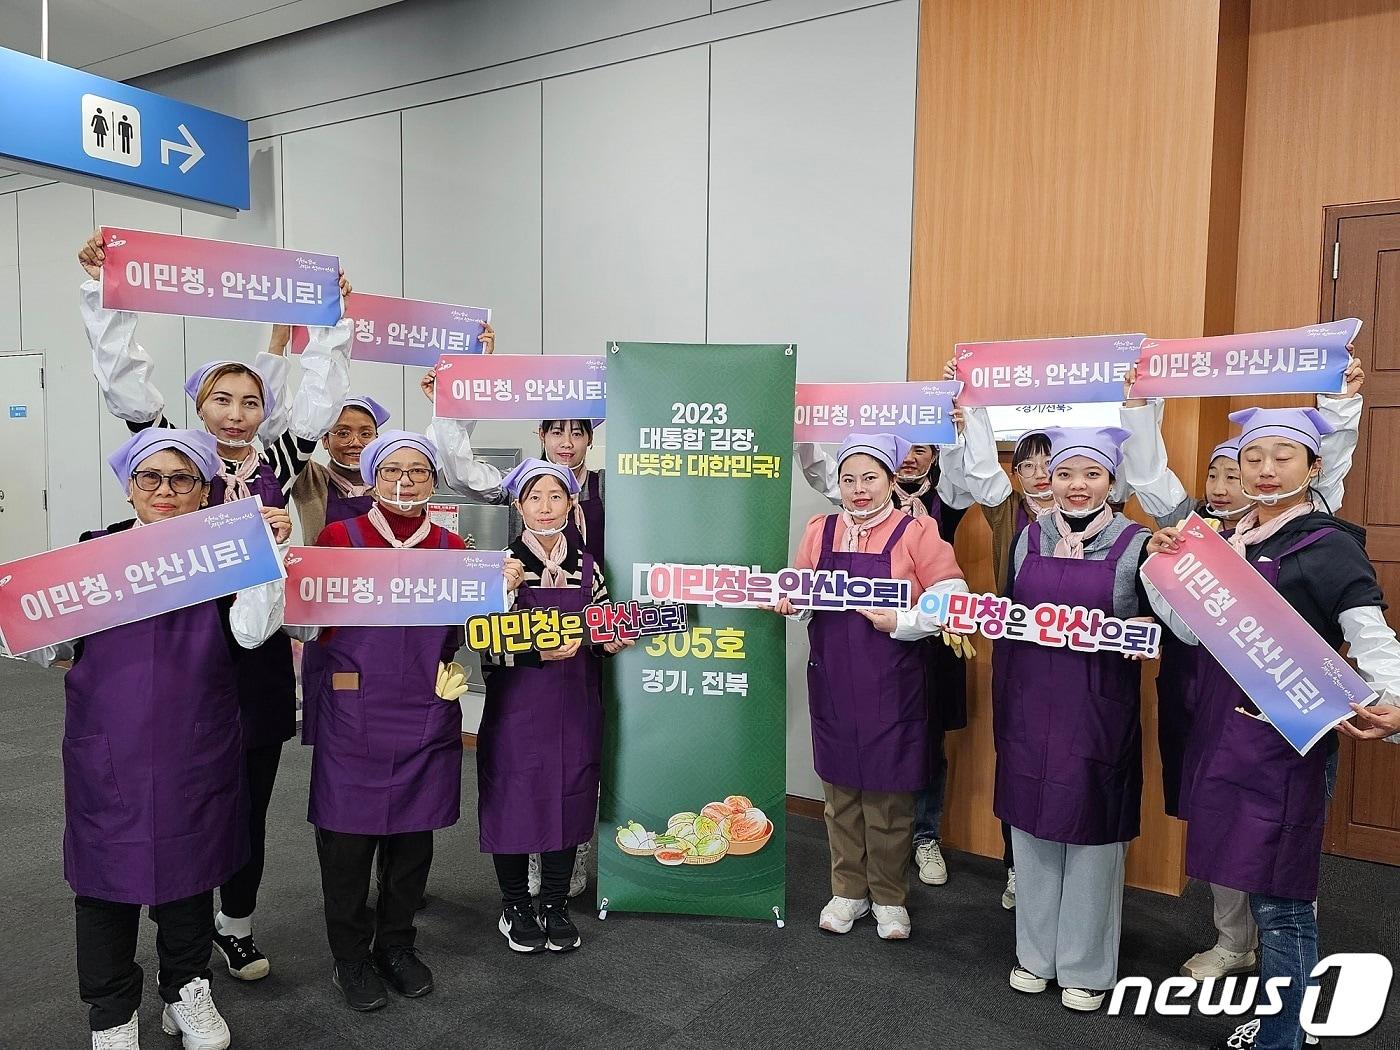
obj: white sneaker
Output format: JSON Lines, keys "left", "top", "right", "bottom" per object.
{"left": 93, "top": 1012, "right": 140, "bottom": 1049}
{"left": 872, "top": 903, "right": 911, "bottom": 940}
{"left": 159, "top": 978, "right": 230, "bottom": 1050}
{"left": 1180, "top": 943, "right": 1257, "bottom": 980}
{"left": 1061, "top": 987, "right": 1106, "bottom": 1012}
{"left": 1009, "top": 966, "right": 1049, "bottom": 994}
{"left": 914, "top": 840, "right": 948, "bottom": 886}
{"left": 568, "top": 841, "right": 591, "bottom": 899}
{"left": 1001, "top": 869, "right": 1016, "bottom": 910}
{"left": 818, "top": 895, "right": 870, "bottom": 934}
{"left": 527, "top": 853, "right": 542, "bottom": 897}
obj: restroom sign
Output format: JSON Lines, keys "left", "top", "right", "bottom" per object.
{"left": 0, "top": 45, "right": 249, "bottom": 216}
{"left": 82, "top": 94, "right": 142, "bottom": 168}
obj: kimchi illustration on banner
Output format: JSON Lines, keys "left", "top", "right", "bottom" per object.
{"left": 1141, "top": 513, "right": 1377, "bottom": 754}
{"left": 615, "top": 795, "right": 774, "bottom": 868}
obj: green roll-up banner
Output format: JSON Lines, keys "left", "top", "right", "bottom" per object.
{"left": 598, "top": 342, "right": 795, "bottom": 920}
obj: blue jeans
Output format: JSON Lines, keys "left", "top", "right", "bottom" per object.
{"left": 1245, "top": 747, "right": 1339, "bottom": 1050}
{"left": 1248, "top": 894, "right": 1316, "bottom": 1050}
{"left": 912, "top": 730, "right": 947, "bottom": 846}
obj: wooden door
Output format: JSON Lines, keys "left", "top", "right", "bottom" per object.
{"left": 1321, "top": 200, "right": 1400, "bottom": 866}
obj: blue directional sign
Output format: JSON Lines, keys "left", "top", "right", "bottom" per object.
{"left": 0, "top": 46, "right": 249, "bottom": 216}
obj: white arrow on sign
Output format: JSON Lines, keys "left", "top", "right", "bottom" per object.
{"left": 160, "top": 123, "right": 205, "bottom": 174}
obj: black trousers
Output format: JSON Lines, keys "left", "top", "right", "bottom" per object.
{"left": 219, "top": 741, "right": 283, "bottom": 919}
{"left": 1002, "top": 820, "right": 1014, "bottom": 869}
{"left": 315, "top": 828, "right": 433, "bottom": 962}
{"left": 75, "top": 892, "right": 213, "bottom": 1032}
{"left": 492, "top": 848, "right": 577, "bottom": 907}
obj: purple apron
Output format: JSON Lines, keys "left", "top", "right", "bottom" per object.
{"left": 325, "top": 483, "right": 373, "bottom": 527}
{"left": 912, "top": 494, "right": 969, "bottom": 733}
{"left": 1182, "top": 529, "right": 1336, "bottom": 901}
{"left": 210, "top": 460, "right": 297, "bottom": 749}
{"left": 993, "top": 520, "right": 1145, "bottom": 845}
{"left": 298, "top": 482, "right": 372, "bottom": 744}
{"left": 563, "top": 469, "right": 605, "bottom": 567}
{"left": 1155, "top": 632, "right": 1202, "bottom": 818}
{"left": 478, "top": 556, "right": 603, "bottom": 853}
{"left": 304, "top": 515, "right": 464, "bottom": 836}
{"left": 807, "top": 513, "right": 931, "bottom": 793}
{"left": 63, "top": 528, "right": 248, "bottom": 905}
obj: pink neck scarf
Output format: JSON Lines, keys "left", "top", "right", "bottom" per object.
{"left": 367, "top": 503, "right": 432, "bottom": 548}
{"left": 523, "top": 529, "right": 570, "bottom": 587}
{"left": 1050, "top": 504, "right": 1114, "bottom": 559}
{"left": 327, "top": 466, "right": 368, "bottom": 499}
{"left": 893, "top": 477, "right": 930, "bottom": 518}
{"left": 218, "top": 451, "right": 262, "bottom": 502}
{"left": 1229, "top": 501, "right": 1314, "bottom": 557}
{"left": 838, "top": 500, "right": 896, "bottom": 553}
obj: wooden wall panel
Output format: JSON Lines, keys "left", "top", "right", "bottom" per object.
{"left": 910, "top": 0, "right": 1238, "bottom": 894}
{"left": 1235, "top": 0, "right": 1400, "bottom": 340}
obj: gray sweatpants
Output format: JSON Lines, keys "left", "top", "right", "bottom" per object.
{"left": 1011, "top": 827, "right": 1127, "bottom": 991}
{"left": 1212, "top": 882, "right": 1259, "bottom": 953}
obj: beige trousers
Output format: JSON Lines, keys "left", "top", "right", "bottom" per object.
{"left": 821, "top": 781, "right": 915, "bottom": 907}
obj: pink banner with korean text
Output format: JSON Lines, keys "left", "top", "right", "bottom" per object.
{"left": 283, "top": 546, "right": 508, "bottom": 627}
{"left": 1141, "top": 513, "right": 1375, "bottom": 754}
{"left": 464, "top": 600, "right": 688, "bottom": 654}
{"left": 794, "top": 381, "right": 963, "bottom": 445}
{"left": 1130, "top": 320, "right": 1360, "bottom": 399}
{"left": 954, "top": 334, "right": 1145, "bottom": 407}
{"left": 639, "top": 562, "right": 911, "bottom": 612}
{"left": 922, "top": 590, "right": 1160, "bottom": 658}
{"left": 289, "top": 292, "right": 490, "bottom": 365}
{"left": 98, "top": 227, "right": 341, "bottom": 325}
{"left": 0, "top": 497, "right": 284, "bottom": 655}
{"left": 433, "top": 354, "right": 607, "bottom": 420}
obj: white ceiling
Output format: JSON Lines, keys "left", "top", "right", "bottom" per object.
{"left": 0, "top": 0, "right": 407, "bottom": 82}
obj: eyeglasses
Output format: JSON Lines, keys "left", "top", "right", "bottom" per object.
{"left": 377, "top": 465, "right": 434, "bottom": 483}
{"left": 131, "top": 470, "right": 204, "bottom": 494}
{"left": 330, "top": 427, "right": 376, "bottom": 441}
{"left": 1015, "top": 462, "right": 1048, "bottom": 478}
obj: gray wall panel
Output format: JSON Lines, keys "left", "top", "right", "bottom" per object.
{"left": 542, "top": 47, "right": 710, "bottom": 356}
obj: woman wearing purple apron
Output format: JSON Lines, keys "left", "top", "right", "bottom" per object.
{"left": 78, "top": 232, "right": 353, "bottom": 982}
{"left": 293, "top": 431, "right": 469, "bottom": 1012}
{"left": 1120, "top": 368, "right": 1364, "bottom": 983}
{"left": 423, "top": 354, "right": 606, "bottom": 899}
{"left": 290, "top": 394, "right": 391, "bottom": 542}
{"left": 777, "top": 435, "right": 967, "bottom": 941}
{"left": 1144, "top": 407, "right": 1400, "bottom": 1050}
{"left": 797, "top": 438, "right": 973, "bottom": 889}
{"left": 291, "top": 395, "right": 389, "bottom": 748}
{"left": 479, "top": 459, "right": 631, "bottom": 954}
{"left": 5, "top": 429, "right": 289, "bottom": 1050}
{"left": 994, "top": 426, "right": 1155, "bottom": 1013}
{"left": 932, "top": 396, "right": 1067, "bottom": 911}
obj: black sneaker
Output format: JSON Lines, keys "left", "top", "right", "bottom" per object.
{"left": 497, "top": 902, "right": 548, "bottom": 953}
{"left": 1210, "top": 1020, "right": 1259, "bottom": 1050}
{"left": 213, "top": 929, "right": 270, "bottom": 981}
{"left": 373, "top": 945, "right": 434, "bottom": 998}
{"left": 332, "top": 959, "right": 389, "bottom": 1012}
{"left": 540, "top": 900, "right": 582, "bottom": 952}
